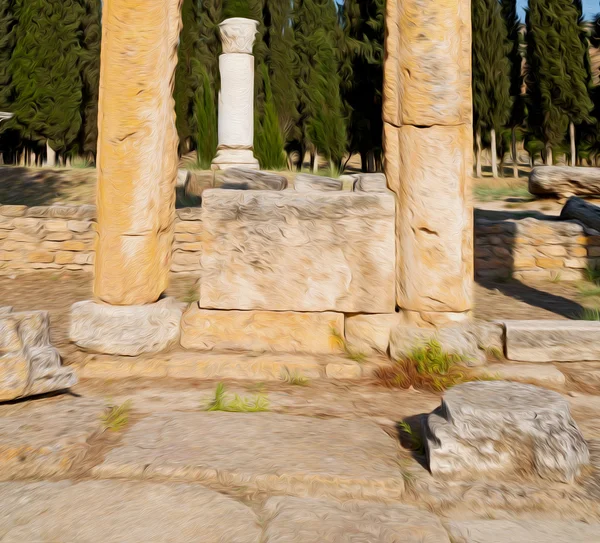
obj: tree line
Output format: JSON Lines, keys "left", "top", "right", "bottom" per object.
{"left": 2, "top": 0, "right": 599, "bottom": 175}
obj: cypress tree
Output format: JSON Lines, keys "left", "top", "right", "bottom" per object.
{"left": 175, "top": 0, "right": 202, "bottom": 155}
{"left": 526, "top": 0, "right": 593, "bottom": 165}
{"left": 254, "top": 64, "right": 286, "bottom": 169}
{"left": 197, "top": 0, "right": 224, "bottom": 89}
{"left": 472, "top": 0, "right": 511, "bottom": 178}
{"left": 78, "top": 0, "right": 101, "bottom": 162}
{"left": 500, "top": 0, "right": 525, "bottom": 177}
{"left": 341, "top": 0, "right": 384, "bottom": 173}
{"left": 294, "top": 0, "right": 347, "bottom": 171}
{"left": 194, "top": 66, "right": 218, "bottom": 169}
{"left": 9, "top": 0, "right": 84, "bottom": 161}
{"left": 0, "top": 0, "right": 17, "bottom": 163}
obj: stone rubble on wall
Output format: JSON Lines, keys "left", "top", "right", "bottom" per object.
{"left": 294, "top": 173, "right": 343, "bottom": 192}
{"left": 424, "top": 381, "right": 590, "bottom": 483}
{"left": 199, "top": 189, "right": 396, "bottom": 313}
{"left": 353, "top": 173, "right": 388, "bottom": 193}
{"left": 0, "top": 307, "right": 77, "bottom": 401}
{"left": 221, "top": 168, "right": 288, "bottom": 191}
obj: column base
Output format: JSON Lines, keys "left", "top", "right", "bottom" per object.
{"left": 212, "top": 148, "right": 259, "bottom": 171}
{"left": 70, "top": 298, "right": 185, "bottom": 356}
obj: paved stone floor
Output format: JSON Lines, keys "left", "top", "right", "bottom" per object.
{"left": 1, "top": 378, "right": 600, "bottom": 542}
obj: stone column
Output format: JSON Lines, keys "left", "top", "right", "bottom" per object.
{"left": 212, "top": 18, "right": 259, "bottom": 171}
{"left": 69, "top": 0, "right": 185, "bottom": 356}
{"left": 383, "top": 0, "right": 474, "bottom": 327}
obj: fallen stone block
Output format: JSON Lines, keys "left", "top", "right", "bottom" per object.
{"left": 70, "top": 298, "right": 185, "bottom": 356}
{"left": 263, "top": 496, "right": 450, "bottom": 543}
{"left": 530, "top": 166, "right": 600, "bottom": 198}
{"left": 0, "top": 307, "right": 76, "bottom": 402}
{"left": 294, "top": 173, "right": 343, "bottom": 192}
{"left": 504, "top": 320, "right": 600, "bottom": 362}
{"left": 446, "top": 520, "right": 600, "bottom": 543}
{"left": 424, "top": 381, "right": 589, "bottom": 482}
{"left": 200, "top": 189, "right": 396, "bottom": 313}
{"left": 353, "top": 173, "right": 388, "bottom": 193}
{"left": 221, "top": 167, "right": 287, "bottom": 191}
{"left": 560, "top": 195, "right": 600, "bottom": 231}
{"left": 481, "top": 363, "right": 565, "bottom": 387}
{"left": 180, "top": 305, "right": 344, "bottom": 354}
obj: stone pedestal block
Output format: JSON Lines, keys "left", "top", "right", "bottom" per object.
{"left": 294, "top": 174, "right": 343, "bottom": 192}
{"left": 94, "top": 0, "right": 181, "bottom": 305}
{"left": 199, "top": 190, "right": 396, "bottom": 313}
{"left": 180, "top": 305, "right": 344, "bottom": 354}
{"left": 70, "top": 298, "right": 185, "bottom": 356}
{"left": 1, "top": 307, "right": 76, "bottom": 401}
{"left": 353, "top": 173, "right": 388, "bottom": 193}
{"left": 424, "top": 381, "right": 589, "bottom": 482}
{"left": 385, "top": 124, "right": 473, "bottom": 313}
{"left": 383, "top": 0, "right": 472, "bottom": 127}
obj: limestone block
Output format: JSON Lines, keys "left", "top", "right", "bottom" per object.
{"left": 263, "top": 497, "right": 450, "bottom": 543}
{"left": 0, "top": 308, "right": 77, "bottom": 402}
{"left": 353, "top": 173, "right": 388, "bottom": 193}
{"left": 504, "top": 320, "right": 600, "bottom": 362}
{"left": 385, "top": 124, "right": 473, "bottom": 313}
{"left": 482, "top": 363, "right": 566, "bottom": 387}
{"left": 222, "top": 168, "right": 287, "bottom": 190}
{"left": 180, "top": 305, "right": 343, "bottom": 354}
{"left": 94, "top": 0, "right": 181, "bottom": 305}
{"left": 294, "top": 174, "right": 343, "bottom": 192}
{"left": 561, "top": 196, "right": 600, "bottom": 231}
{"left": 530, "top": 166, "right": 600, "bottom": 198}
{"left": 345, "top": 313, "right": 400, "bottom": 355}
{"left": 383, "top": 0, "right": 472, "bottom": 127}
{"left": 70, "top": 298, "right": 185, "bottom": 356}
{"left": 447, "top": 520, "right": 600, "bottom": 543}
{"left": 200, "top": 190, "right": 396, "bottom": 313}
{"left": 424, "top": 381, "right": 589, "bottom": 482}
{"left": 324, "top": 362, "right": 362, "bottom": 379}
{"left": 398, "top": 309, "right": 472, "bottom": 328}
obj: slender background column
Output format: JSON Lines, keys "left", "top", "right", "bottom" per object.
{"left": 212, "top": 18, "right": 259, "bottom": 170}
{"left": 94, "top": 0, "right": 182, "bottom": 305}
{"left": 383, "top": 0, "right": 474, "bottom": 324}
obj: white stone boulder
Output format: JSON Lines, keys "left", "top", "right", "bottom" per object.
{"left": 353, "top": 173, "right": 388, "bottom": 193}
{"left": 1, "top": 307, "right": 77, "bottom": 401}
{"left": 529, "top": 166, "right": 600, "bottom": 198}
{"left": 424, "top": 381, "right": 589, "bottom": 482}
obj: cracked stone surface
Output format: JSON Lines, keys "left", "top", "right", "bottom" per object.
{"left": 0, "top": 480, "right": 261, "bottom": 543}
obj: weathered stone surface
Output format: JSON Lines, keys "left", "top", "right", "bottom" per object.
{"left": 561, "top": 196, "right": 600, "bottom": 231}
{"left": 0, "top": 481, "right": 261, "bottom": 543}
{"left": 176, "top": 169, "right": 189, "bottom": 188}
{"left": 481, "top": 363, "right": 566, "bottom": 387}
{"left": 389, "top": 321, "right": 487, "bottom": 366}
{"left": 94, "top": 412, "right": 404, "bottom": 499}
{"left": 94, "top": 0, "right": 181, "bottom": 304}
{"left": 398, "top": 309, "right": 473, "bottom": 328}
{"left": 383, "top": 0, "right": 471, "bottom": 127}
{"left": 180, "top": 305, "right": 344, "bottom": 354}
{"left": 263, "top": 497, "right": 450, "bottom": 543}
{"left": 504, "top": 320, "right": 600, "bottom": 362}
{"left": 221, "top": 167, "right": 287, "bottom": 190}
{"left": 200, "top": 190, "right": 396, "bottom": 313}
{"left": 353, "top": 173, "right": 388, "bottom": 192}
{"left": 70, "top": 298, "right": 185, "bottom": 356}
{"left": 294, "top": 174, "right": 343, "bottom": 192}
{"left": 385, "top": 124, "right": 473, "bottom": 313}
{"left": 446, "top": 520, "right": 600, "bottom": 543}
{"left": 424, "top": 381, "right": 589, "bottom": 482}
{"left": 0, "top": 308, "right": 76, "bottom": 401}
{"left": 345, "top": 313, "right": 400, "bottom": 355}
{"left": 530, "top": 166, "right": 600, "bottom": 198}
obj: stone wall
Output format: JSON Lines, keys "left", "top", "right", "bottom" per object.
{"left": 2, "top": 203, "right": 598, "bottom": 283}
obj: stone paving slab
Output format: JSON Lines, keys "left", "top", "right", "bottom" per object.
{"left": 0, "top": 396, "right": 104, "bottom": 477}
{"left": 93, "top": 411, "right": 405, "bottom": 500}
{"left": 262, "top": 496, "right": 450, "bottom": 542}
{"left": 0, "top": 480, "right": 261, "bottom": 543}
{"left": 446, "top": 520, "right": 600, "bottom": 543}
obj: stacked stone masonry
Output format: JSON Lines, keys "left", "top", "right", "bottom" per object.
{"left": 2, "top": 204, "right": 598, "bottom": 282}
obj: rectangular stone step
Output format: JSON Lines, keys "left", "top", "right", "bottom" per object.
{"left": 504, "top": 320, "right": 600, "bottom": 362}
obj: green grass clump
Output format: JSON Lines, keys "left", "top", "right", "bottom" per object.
{"left": 397, "top": 421, "right": 424, "bottom": 455}
{"left": 473, "top": 183, "right": 531, "bottom": 202}
{"left": 101, "top": 400, "right": 132, "bottom": 432}
{"left": 579, "top": 307, "right": 600, "bottom": 321}
{"left": 330, "top": 326, "right": 367, "bottom": 363}
{"left": 206, "top": 383, "right": 269, "bottom": 413}
{"left": 282, "top": 370, "right": 310, "bottom": 386}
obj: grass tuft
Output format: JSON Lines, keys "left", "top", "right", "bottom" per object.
{"left": 579, "top": 307, "right": 600, "bottom": 321}
{"left": 205, "top": 383, "right": 269, "bottom": 412}
{"left": 376, "top": 340, "right": 486, "bottom": 392}
{"left": 282, "top": 369, "right": 310, "bottom": 386}
{"left": 397, "top": 421, "right": 425, "bottom": 455}
{"left": 473, "top": 181, "right": 531, "bottom": 203}
{"left": 330, "top": 326, "right": 367, "bottom": 363}
{"left": 101, "top": 400, "right": 132, "bottom": 432}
